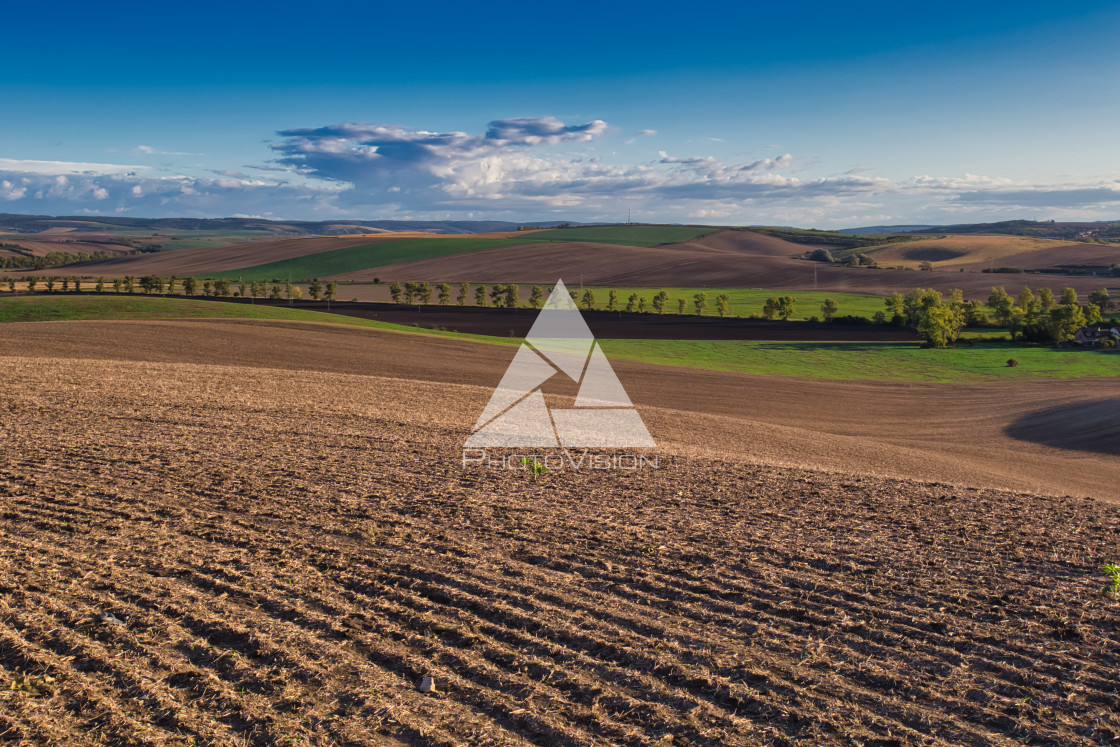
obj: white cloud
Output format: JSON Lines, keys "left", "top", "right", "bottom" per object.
{"left": 0, "top": 158, "right": 148, "bottom": 176}
{"left": 135, "top": 145, "right": 204, "bottom": 156}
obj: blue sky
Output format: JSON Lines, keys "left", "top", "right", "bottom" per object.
{"left": 2, "top": 0, "right": 1119, "bottom": 227}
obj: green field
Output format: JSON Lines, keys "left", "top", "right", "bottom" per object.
{"left": 527, "top": 225, "right": 717, "bottom": 246}
{"left": 2, "top": 295, "right": 1115, "bottom": 383}
{"left": 598, "top": 339, "right": 1119, "bottom": 382}
{"left": 211, "top": 237, "right": 533, "bottom": 282}
{"left": 579, "top": 286, "right": 887, "bottom": 319}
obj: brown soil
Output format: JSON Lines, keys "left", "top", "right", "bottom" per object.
{"left": 1, "top": 320, "right": 1119, "bottom": 746}
{"left": 242, "top": 301, "right": 919, "bottom": 341}
{"left": 333, "top": 231, "right": 1120, "bottom": 299}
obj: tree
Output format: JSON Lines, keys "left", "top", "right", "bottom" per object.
{"left": 183, "top": 276, "right": 198, "bottom": 296}
{"left": 309, "top": 278, "right": 323, "bottom": 301}
{"left": 238, "top": 280, "right": 246, "bottom": 298}
{"left": 1038, "top": 287, "right": 1054, "bottom": 311}
{"left": 95, "top": 277, "right": 104, "bottom": 293}
{"left": 45, "top": 277, "right": 55, "bottom": 292}
{"left": 1017, "top": 287, "right": 1036, "bottom": 316}
{"left": 6, "top": 278, "right": 14, "bottom": 293}
{"left": 693, "top": 292, "right": 708, "bottom": 315}
{"left": 1050, "top": 304, "right": 1087, "bottom": 342}
{"left": 607, "top": 289, "right": 618, "bottom": 311}
{"left": 904, "top": 288, "right": 941, "bottom": 325}
{"left": 821, "top": 298, "right": 839, "bottom": 321}
{"left": 716, "top": 293, "right": 731, "bottom": 317}
{"left": 437, "top": 283, "right": 452, "bottom": 305}
{"left": 653, "top": 290, "right": 669, "bottom": 314}
{"left": 1060, "top": 287, "right": 1078, "bottom": 305}
{"left": 964, "top": 300, "right": 989, "bottom": 327}
{"left": 112, "top": 277, "right": 123, "bottom": 294}
{"left": 389, "top": 282, "right": 403, "bottom": 304}
{"left": 581, "top": 289, "right": 595, "bottom": 310}
{"left": 776, "top": 295, "right": 797, "bottom": 320}
{"left": 986, "top": 286, "right": 1014, "bottom": 326}
{"left": 457, "top": 283, "right": 470, "bottom": 306}
{"left": 167, "top": 276, "right": 177, "bottom": 295}
{"left": 529, "top": 285, "right": 543, "bottom": 308}
{"left": 506, "top": 284, "right": 519, "bottom": 308}
{"left": 286, "top": 282, "right": 302, "bottom": 301}
{"left": 885, "top": 292, "right": 904, "bottom": 320}
{"left": 1088, "top": 288, "right": 1111, "bottom": 315}
{"left": 677, "top": 298, "right": 686, "bottom": 314}
{"left": 490, "top": 284, "right": 508, "bottom": 308}
{"left": 808, "top": 248, "right": 834, "bottom": 263}
{"left": 324, "top": 281, "right": 337, "bottom": 308}
{"left": 73, "top": 278, "right": 82, "bottom": 292}
{"left": 918, "top": 260, "right": 933, "bottom": 271}
{"left": 269, "top": 284, "right": 282, "bottom": 300}
{"left": 402, "top": 282, "right": 416, "bottom": 304}
{"left": 202, "top": 280, "right": 213, "bottom": 296}
{"left": 917, "top": 302, "right": 965, "bottom": 348}
{"left": 638, "top": 297, "right": 647, "bottom": 313}
{"left": 626, "top": 293, "right": 640, "bottom": 313}
{"left": 418, "top": 282, "right": 432, "bottom": 304}
{"left": 762, "top": 297, "right": 780, "bottom": 320}
{"left": 27, "top": 276, "right": 38, "bottom": 292}
{"left": 1082, "top": 302, "right": 1102, "bottom": 326}
{"left": 123, "top": 276, "right": 135, "bottom": 294}
{"left": 475, "top": 285, "right": 488, "bottom": 306}
{"left": 948, "top": 288, "right": 964, "bottom": 308}
{"left": 61, "top": 278, "right": 69, "bottom": 292}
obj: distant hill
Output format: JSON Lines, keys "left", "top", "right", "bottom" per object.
{"left": 836, "top": 225, "right": 940, "bottom": 235}
{"left": 908, "top": 219, "right": 1120, "bottom": 241}
{"left": 0, "top": 212, "right": 580, "bottom": 237}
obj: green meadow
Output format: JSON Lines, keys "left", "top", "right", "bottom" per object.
{"left": 578, "top": 286, "right": 888, "bottom": 319}
{"left": 210, "top": 237, "right": 533, "bottom": 282}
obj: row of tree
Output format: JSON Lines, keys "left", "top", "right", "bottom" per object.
{"left": 10, "top": 275, "right": 339, "bottom": 302}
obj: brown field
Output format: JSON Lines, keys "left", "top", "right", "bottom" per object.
{"left": 870, "top": 235, "right": 1120, "bottom": 272}
{"left": 1, "top": 319, "right": 1119, "bottom": 746}
{"left": 0, "top": 238, "right": 135, "bottom": 257}
{"left": 332, "top": 231, "right": 1120, "bottom": 299}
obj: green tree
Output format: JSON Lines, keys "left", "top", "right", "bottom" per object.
{"left": 1060, "top": 287, "right": 1078, "bottom": 305}
{"left": 917, "top": 302, "right": 965, "bottom": 348}
{"left": 677, "top": 298, "right": 686, "bottom": 314}
{"left": 95, "top": 277, "right": 104, "bottom": 293}
{"left": 167, "top": 276, "right": 177, "bottom": 295}
{"left": 1038, "top": 287, "right": 1054, "bottom": 311}
{"left": 776, "top": 295, "right": 797, "bottom": 320}
{"left": 964, "top": 300, "right": 989, "bottom": 327}
{"left": 581, "top": 289, "right": 596, "bottom": 310}
{"left": 475, "top": 285, "right": 488, "bottom": 306}
{"left": 821, "top": 298, "right": 838, "bottom": 321}
{"left": 1082, "top": 302, "right": 1102, "bottom": 326}
{"left": 324, "top": 281, "right": 337, "bottom": 308}
{"left": 1049, "top": 304, "right": 1087, "bottom": 342}
{"left": 73, "top": 278, "right": 82, "bottom": 293}
{"left": 762, "top": 297, "right": 780, "bottom": 320}
{"left": 638, "top": 297, "right": 647, "bottom": 313}
{"left": 214, "top": 278, "right": 231, "bottom": 297}
{"left": 885, "top": 292, "right": 905, "bottom": 318}
{"left": 203, "top": 280, "right": 213, "bottom": 296}
{"left": 529, "top": 285, "right": 543, "bottom": 308}
{"left": 123, "top": 276, "right": 135, "bottom": 294}
{"left": 716, "top": 293, "right": 731, "bottom": 317}
{"left": 490, "top": 284, "right": 508, "bottom": 308}
{"left": 607, "top": 289, "right": 618, "bottom": 311}
{"left": 986, "top": 287, "right": 1015, "bottom": 326}
{"left": 626, "top": 293, "right": 640, "bottom": 313}
{"left": 61, "top": 277, "right": 69, "bottom": 292}
{"left": 112, "top": 277, "right": 123, "bottom": 294}
{"left": 693, "top": 292, "right": 708, "bottom": 315}
{"left": 237, "top": 279, "right": 246, "bottom": 298}
{"left": 457, "top": 282, "right": 470, "bottom": 306}
{"left": 6, "top": 278, "right": 14, "bottom": 292}
{"left": 45, "top": 277, "right": 55, "bottom": 292}
{"left": 1088, "top": 288, "right": 1111, "bottom": 315}
{"left": 27, "top": 276, "right": 38, "bottom": 292}
{"left": 1017, "top": 286, "right": 1037, "bottom": 316}
{"left": 308, "top": 278, "right": 323, "bottom": 301}
{"left": 183, "top": 276, "right": 198, "bottom": 296}
{"left": 418, "top": 281, "right": 432, "bottom": 304}
{"left": 437, "top": 282, "right": 452, "bottom": 305}
{"left": 506, "top": 284, "right": 519, "bottom": 308}
{"left": 948, "top": 288, "right": 964, "bottom": 308}
{"left": 653, "top": 290, "right": 669, "bottom": 314}
{"left": 402, "top": 282, "right": 417, "bottom": 304}
{"left": 389, "top": 281, "right": 403, "bottom": 304}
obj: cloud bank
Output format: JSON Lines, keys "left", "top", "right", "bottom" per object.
{"left": 1, "top": 117, "right": 1118, "bottom": 224}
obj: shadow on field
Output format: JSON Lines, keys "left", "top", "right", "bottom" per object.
{"left": 1005, "top": 397, "right": 1120, "bottom": 455}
